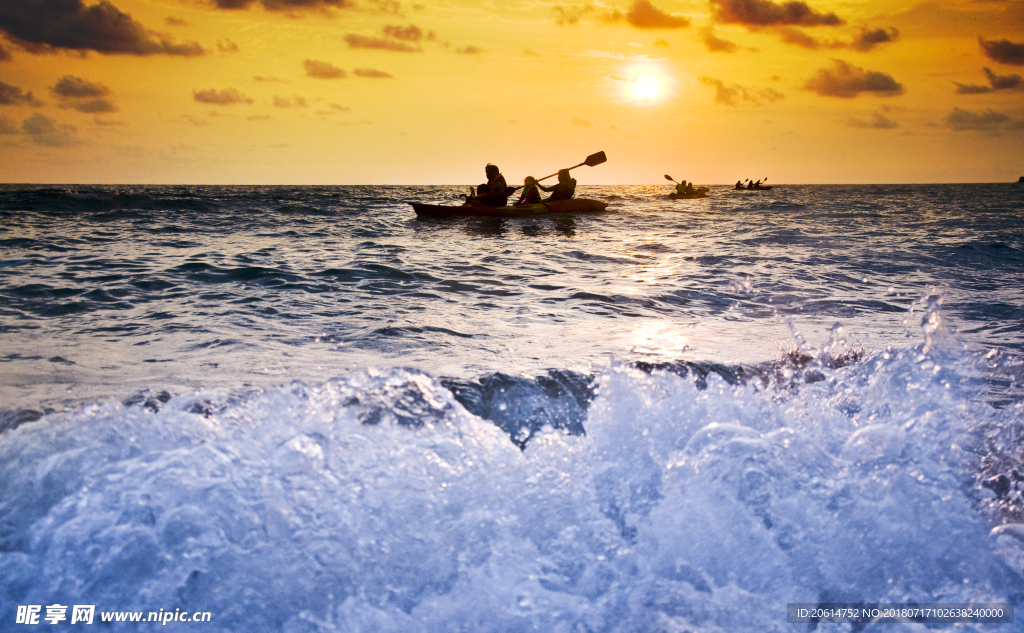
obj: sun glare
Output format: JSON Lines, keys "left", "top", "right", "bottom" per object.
{"left": 631, "top": 76, "right": 660, "bottom": 100}
{"left": 620, "top": 64, "right": 670, "bottom": 104}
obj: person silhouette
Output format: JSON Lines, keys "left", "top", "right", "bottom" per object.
{"left": 470, "top": 164, "right": 508, "bottom": 207}
{"left": 514, "top": 176, "right": 541, "bottom": 206}
{"left": 539, "top": 169, "right": 576, "bottom": 201}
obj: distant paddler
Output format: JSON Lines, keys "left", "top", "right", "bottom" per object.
{"left": 736, "top": 178, "right": 770, "bottom": 190}
{"left": 664, "top": 174, "right": 695, "bottom": 195}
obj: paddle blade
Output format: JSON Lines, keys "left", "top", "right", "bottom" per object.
{"left": 584, "top": 151, "right": 607, "bottom": 167}
{"left": 664, "top": 174, "right": 674, "bottom": 182}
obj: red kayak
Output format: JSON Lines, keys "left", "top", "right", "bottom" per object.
{"left": 410, "top": 198, "right": 609, "bottom": 218}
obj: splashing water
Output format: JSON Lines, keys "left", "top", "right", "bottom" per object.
{"left": 1, "top": 304, "right": 1022, "bottom": 632}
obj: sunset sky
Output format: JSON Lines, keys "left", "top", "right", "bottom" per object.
{"left": 1, "top": 0, "right": 1023, "bottom": 184}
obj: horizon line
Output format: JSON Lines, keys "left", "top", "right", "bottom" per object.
{"left": 2, "top": 181, "right": 1023, "bottom": 187}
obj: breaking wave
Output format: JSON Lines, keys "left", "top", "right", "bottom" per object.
{"left": 2, "top": 311, "right": 1023, "bottom": 631}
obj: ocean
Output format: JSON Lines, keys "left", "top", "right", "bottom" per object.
{"left": 1, "top": 183, "right": 1023, "bottom": 630}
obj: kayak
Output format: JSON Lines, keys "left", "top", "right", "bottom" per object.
{"left": 735, "top": 185, "right": 773, "bottom": 191}
{"left": 669, "top": 188, "right": 709, "bottom": 199}
{"left": 411, "top": 198, "right": 609, "bottom": 218}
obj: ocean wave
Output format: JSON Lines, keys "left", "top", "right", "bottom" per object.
{"left": 0, "top": 187, "right": 220, "bottom": 215}
{"left": 1, "top": 330, "right": 1022, "bottom": 630}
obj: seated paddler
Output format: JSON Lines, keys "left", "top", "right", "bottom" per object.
{"left": 538, "top": 169, "right": 576, "bottom": 201}
{"left": 469, "top": 163, "right": 509, "bottom": 207}
{"left": 514, "top": 176, "right": 541, "bottom": 206}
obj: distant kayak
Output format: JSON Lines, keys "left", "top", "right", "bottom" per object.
{"left": 669, "top": 188, "right": 709, "bottom": 199}
{"left": 411, "top": 198, "right": 609, "bottom": 218}
{"left": 736, "top": 185, "right": 773, "bottom": 191}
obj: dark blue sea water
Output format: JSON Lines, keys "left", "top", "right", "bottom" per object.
{"left": 2, "top": 183, "right": 1024, "bottom": 630}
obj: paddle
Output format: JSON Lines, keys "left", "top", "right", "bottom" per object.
{"left": 508, "top": 151, "right": 607, "bottom": 192}
{"left": 536, "top": 151, "right": 607, "bottom": 183}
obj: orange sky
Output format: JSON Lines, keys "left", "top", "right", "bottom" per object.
{"left": 1, "top": 0, "right": 1022, "bottom": 184}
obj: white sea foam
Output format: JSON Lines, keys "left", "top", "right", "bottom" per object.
{"left": 1, "top": 328, "right": 1022, "bottom": 631}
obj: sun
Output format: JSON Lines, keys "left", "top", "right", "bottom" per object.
{"left": 620, "top": 64, "right": 671, "bottom": 104}
{"left": 631, "top": 76, "right": 661, "bottom": 100}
